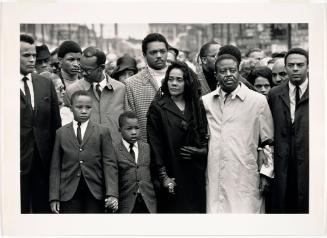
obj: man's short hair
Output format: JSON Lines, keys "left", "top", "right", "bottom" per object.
{"left": 57, "top": 40, "right": 82, "bottom": 58}
{"left": 20, "top": 34, "right": 34, "bottom": 44}
{"left": 118, "top": 111, "right": 138, "bottom": 128}
{"left": 246, "top": 48, "right": 263, "bottom": 57}
{"left": 70, "top": 90, "right": 91, "bottom": 105}
{"left": 284, "top": 47, "right": 309, "bottom": 65}
{"left": 215, "top": 54, "right": 239, "bottom": 71}
{"left": 82, "top": 46, "right": 106, "bottom": 66}
{"left": 141, "top": 33, "right": 168, "bottom": 55}
{"left": 199, "top": 40, "right": 220, "bottom": 58}
{"left": 218, "top": 45, "right": 242, "bottom": 64}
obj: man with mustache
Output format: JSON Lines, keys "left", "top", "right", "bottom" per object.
{"left": 20, "top": 34, "right": 61, "bottom": 213}
{"left": 268, "top": 48, "right": 309, "bottom": 213}
{"left": 124, "top": 33, "right": 169, "bottom": 141}
{"left": 202, "top": 54, "right": 274, "bottom": 213}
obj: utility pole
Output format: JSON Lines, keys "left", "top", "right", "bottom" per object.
{"left": 287, "top": 24, "right": 292, "bottom": 50}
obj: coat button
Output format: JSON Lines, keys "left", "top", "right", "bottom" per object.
{"left": 79, "top": 160, "right": 84, "bottom": 164}
{"left": 77, "top": 172, "right": 81, "bottom": 177}
{"left": 79, "top": 148, "right": 83, "bottom": 152}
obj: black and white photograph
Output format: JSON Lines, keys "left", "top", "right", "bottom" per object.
{"left": 0, "top": 2, "right": 326, "bottom": 237}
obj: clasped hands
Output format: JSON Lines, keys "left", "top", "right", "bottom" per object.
{"left": 50, "top": 196, "right": 118, "bottom": 213}
{"left": 257, "top": 149, "right": 271, "bottom": 195}
{"left": 105, "top": 196, "right": 118, "bottom": 212}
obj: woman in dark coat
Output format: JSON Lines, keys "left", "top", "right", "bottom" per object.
{"left": 147, "top": 61, "right": 207, "bottom": 213}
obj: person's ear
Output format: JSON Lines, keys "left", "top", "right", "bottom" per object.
{"left": 58, "top": 57, "right": 63, "bottom": 68}
{"left": 99, "top": 64, "right": 105, "bottom": 70}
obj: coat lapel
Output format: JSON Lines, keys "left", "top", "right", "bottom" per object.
{"left": 81, "top": 121, "right": 94, "bottom": 146}
{"left": 142, "top": 68, "right": 160, "bottom": 91}
{"left": 137, "top": 142, "right": 146, "bottom": 165}
{"left": 298, "top": 85, "right": 309, "bottom": 106}
{"left": 67, "top": 122, "right": 80, "bottom": 146}
{"left": 20, "top": 89, "right": 30, "bottom": 108}
{"left": 119, "top": 141, "right": 136, "bottom": 163}
{"left": 278, "top": 83, "right": 290, "bottom": 111}
{"left": 161, "top": 97, "right": 190, "bottom": 121}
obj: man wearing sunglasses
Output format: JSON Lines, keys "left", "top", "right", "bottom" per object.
{"left": 271, "top": 58, "right": 289, "bottom": 86}
{"left": 65, "top": 46, "right": 125, "bottom": 144}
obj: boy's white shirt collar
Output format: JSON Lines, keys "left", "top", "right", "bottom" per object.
{"left": 122, "top": 138, "right": 139, "bottom": 163}
{"left": 122, "top": 138, "right": 138, "bottom": 149}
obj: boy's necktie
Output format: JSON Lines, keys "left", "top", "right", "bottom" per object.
{"left": 129, "top": 143, "right": 135, "bottom": 160}
{"left": 77, "top": 122, "right": 82, "bottom": 144}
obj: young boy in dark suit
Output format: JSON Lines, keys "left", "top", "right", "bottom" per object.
{"left": 107, "top": 111, "right": 157, "bottom": 213}
{"left": 49, "top": 90, "right": 118, "bottom": 213}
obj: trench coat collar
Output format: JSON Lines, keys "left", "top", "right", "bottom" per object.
{"left": 158, "top": 95, "right": 191, "bottom": 121}
{"left": 213, "top": 82, "right": 246, "bottom": 101}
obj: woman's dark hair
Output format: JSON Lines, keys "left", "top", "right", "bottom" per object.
{"left": 160, "top": 61, "right": 207, "bottom": 146}
{"left": 247, "top": 66, "right": 273, "bottom": 87}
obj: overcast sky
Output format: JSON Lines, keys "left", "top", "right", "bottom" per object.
{"left": 99, "top": 24, "right": 149, "bottom": 39}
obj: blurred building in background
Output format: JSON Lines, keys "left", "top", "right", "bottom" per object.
{"left": 149, "top": 23, "right": 308, "bottom": 57}
{"left": 21, "top": 23, "right": 308, "bottom": 59}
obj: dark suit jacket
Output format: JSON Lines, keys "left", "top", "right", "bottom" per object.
{"left": 267, "top": 82, "right": 309, "bottom": 213}
{"left": 20, "top": 73, "right": 61, "bottom": 175}
{"left": 49, "top": 121, "right": 118, "bottom": 202}
{"left": 112, "top": 141, "right": 157, "bottom": 213}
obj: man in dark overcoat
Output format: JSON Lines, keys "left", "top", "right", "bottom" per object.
{"left": 20, "top": 34, "right": 61, "bottom": 213}
{"left": 267, "top": 48, "right": 309, "bottom": 213}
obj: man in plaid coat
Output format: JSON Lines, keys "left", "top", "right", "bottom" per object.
{"left": 124, "top": 33, "right": 169, "bottom": 141}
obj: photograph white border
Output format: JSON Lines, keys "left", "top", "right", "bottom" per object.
{"left": 0, "top": 1, "right": 326, "bottom": 236}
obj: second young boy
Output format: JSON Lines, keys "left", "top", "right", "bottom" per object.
{"left": 107, "top": 111, "right": 157, "bottom": 213}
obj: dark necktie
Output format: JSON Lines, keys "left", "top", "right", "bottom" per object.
{"left": 22, "top": 76, "right": 32, "bottom": 107}
{"left": 295, "top": 86, "right": 300, "bottom": 109}
{"left": 95, "top": 83, "right": 101, "bottom": 98}
{"left": 77, "top": 122, "right": 82, "bottom": 144}
{"left": 129, "top": 143, "right": 135, "bottom": 160}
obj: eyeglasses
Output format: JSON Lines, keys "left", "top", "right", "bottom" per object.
{"left": 81, "top": 66, "right": 101, "bottom": 76}
{"left": 272, "top": 72, "right": 287, "bottom": 77}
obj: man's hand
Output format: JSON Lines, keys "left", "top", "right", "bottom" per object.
{"left": 162, "top": 177, "right": 176, "bottom": 194}
{"left": 257, "top": 149, "right": 268, "bottom": 171}
{"left": 259, "top": 175, "right": 270, "bottom": 195}
{"left": 105, "top": 196, "right": 118, "bottom": 212}
{"left": 50, "top": 201, "right": 60, "bottom": 214}
{"left": 180, "top": 146, "right": 207, "bottom": 160}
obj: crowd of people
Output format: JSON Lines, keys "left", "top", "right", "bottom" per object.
{"left": 20, "top": 31, "right": 309, "bottom": 214}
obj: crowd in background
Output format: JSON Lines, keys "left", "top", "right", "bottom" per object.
{"left": 20, "top": 31, "right": 308, "bottom": 214}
